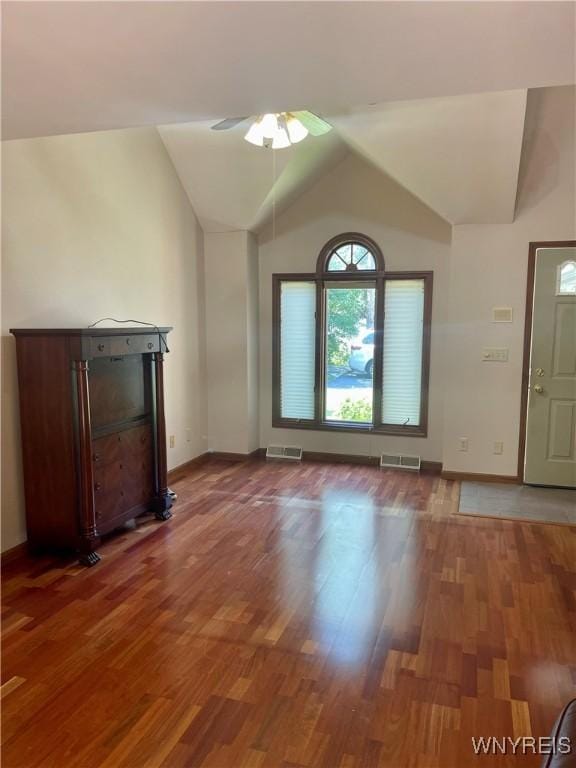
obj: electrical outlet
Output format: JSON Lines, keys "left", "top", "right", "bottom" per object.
{"left": 493, "top": 441, "right": 504, "bottom": 455}
{"left": 169, "top": 435, "right": 175, "bottom": 449}
{"left": 459, "top": 437, "right": 469, "bottom": 452}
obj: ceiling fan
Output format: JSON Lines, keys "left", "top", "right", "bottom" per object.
{"left": 211, "top": 110, "right": 332, "bottom": 149}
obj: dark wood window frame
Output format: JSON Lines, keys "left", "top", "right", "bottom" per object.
{"left": 272, "top": 233, "right": 433, "bottom": 437}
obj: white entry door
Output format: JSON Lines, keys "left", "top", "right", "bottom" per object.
{"left": 524, "top": 246, "right": 576, "bottom": 487}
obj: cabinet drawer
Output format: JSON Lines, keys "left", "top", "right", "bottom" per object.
{"left": 92, "top": 424, "right": 155, "bottom": 529}
{"left": 121, "top": 424, "right": 153, "bottom": 460}
{"left": 93, "top": 459, "right": 153, "bottom": 526}
{"left": 92, "top": 425, "right": 152, "bottom": 464}
{"left": 92, "top": 432, "right": 122, "bottom": 466}
{"left": 123, "top": 455, "right": 154, "bottom": 508}
{"left": 109, "top": 334, "right": 159, "bottom": 356}
{"left": 93, "top": 462, "right": 125, "bottom": 524}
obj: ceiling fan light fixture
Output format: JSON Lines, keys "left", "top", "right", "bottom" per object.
{"left": 222, "top": 110, "right": 331, "bottom": 148}
{"left": 286, "top": 114, "right": 308, "bottom": 144}
{"left": 243, "top": 110, "right": 327, "bottom": 149}
{"left": 244, "top": 119, "right": 266, "bottom": 147}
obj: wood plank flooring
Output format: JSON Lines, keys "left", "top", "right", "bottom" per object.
{"left": 2, "top": 458, "right": 575, "bottom": 767}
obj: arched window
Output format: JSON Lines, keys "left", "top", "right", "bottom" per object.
{"left": 557, "top": 261, "right": 576, "bottom": 295}
{"left": 273, "top": 233, "right": 432, "bottom": 435}
{"left": 317, "top": 233, "right": 384, "bottom": 274}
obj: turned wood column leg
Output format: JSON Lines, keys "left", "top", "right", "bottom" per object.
{"left": 151, "top": 352, "right": 173, "bottom": 521}
{"left": 73, "top": 360, "right": 101, "bottom": 566}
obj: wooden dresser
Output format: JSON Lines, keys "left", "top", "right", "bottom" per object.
{"left": 10, "top": 327, "right": 173, "bottom": 566}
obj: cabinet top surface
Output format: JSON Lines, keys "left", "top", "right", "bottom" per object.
{"left": 10, "top": 327, "right": 173, "bottom": 337}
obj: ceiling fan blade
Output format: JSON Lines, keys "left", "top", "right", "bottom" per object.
{"left": 211, "top": 117, "right": 249, "bottom": 131}
{"left": 293, "top": 110, "right": 332, "bottom": 136}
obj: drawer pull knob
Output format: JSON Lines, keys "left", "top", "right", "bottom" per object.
{"left": 93, "top": 453, "right": 100, "bottom": 462}
{"left": 147, "top": 342, "right": 153, "bottom": 350}
{"left": 94, "top": 483, "right": 101, "bottom": 491}
{"left": 97, "top": 343, "right": 105, "bottom": 352}
{"left": 126, "top": 338, "right": 130, "bottom": 345}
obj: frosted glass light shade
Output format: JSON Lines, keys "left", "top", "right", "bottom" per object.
{"left": 272, "top": 126, "right": 291, "bottom": 149}
{"left": 286, "top": 116, "right": 308, "bottom": 144}
{"left": 244, "top": 119, "right": 265, "bottom": 146}
{"left": 260, "top": 113, "right": 279, "bottom": 139}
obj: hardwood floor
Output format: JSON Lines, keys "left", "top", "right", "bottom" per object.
{"left": 2, "top": 458, "right": 575, "bottom": 767}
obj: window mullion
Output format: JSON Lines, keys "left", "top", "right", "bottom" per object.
{"left": 419, "top": 273, "right": 433, "bottom": 432}
{"left": 314, "top": 278, "right": 324, "bottom": 423}
{"left": 372, "top": 276, "right": 385, "bottom": 428}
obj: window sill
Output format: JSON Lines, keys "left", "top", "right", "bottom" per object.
{"left": 272, "top": 419, "right": 427, "bottom": 438}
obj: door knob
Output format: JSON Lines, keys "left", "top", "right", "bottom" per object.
{"left": 533, "top": 385, "right": 544, "bottom": 394}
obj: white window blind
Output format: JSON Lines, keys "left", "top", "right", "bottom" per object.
{"left": 280, "top": 281, "right": 316, "bottom": 420}
{"left": 382, "top": 279, "right": 425, "bottom": 426}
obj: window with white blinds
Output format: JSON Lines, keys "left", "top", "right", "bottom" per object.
{"left": 280, "top": 281, "right": 316, "bottom": 420}
{"left": 273, "top": 236, "right": 431, "bottom": 436}
{"left": 382, "top": 279, "right": 424, "bottom": 425}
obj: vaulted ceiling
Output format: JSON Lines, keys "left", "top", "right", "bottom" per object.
{"left": 158, "top": 89, "right": 528, "bottom": 231}
{"left": 2, "top": 2, "right": 574, "bottom": 230}
{"left": 330, "top": 90, "right": 528, "bottom": 225}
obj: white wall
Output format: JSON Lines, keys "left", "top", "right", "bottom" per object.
{"left": 258, "top": 152, "right": 452, "bottom": 462}
{"left": 442, "top": 86, "right": 576, "bottom": 476}
{"left": 246, "top": 233, "right": 260, "bottom": 452}
{"left": 204, "top": 230, "right": 259, "bottom": 454}
{"left": 1, "top": 127, "right": 208, "bottom": 552}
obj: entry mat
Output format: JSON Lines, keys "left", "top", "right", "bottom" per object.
{"left": 458, "top": 482, "right": 576, "bottom": 525}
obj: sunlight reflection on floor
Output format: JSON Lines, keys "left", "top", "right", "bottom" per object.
{"left": 276, "top": 487, "right": 415, "bottom": 670}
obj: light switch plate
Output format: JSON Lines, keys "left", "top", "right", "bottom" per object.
{"left": 482, "top": 347, "right": 509, "bottom": 362}
{"left": 492, "top": 307, "right": 513, "bottom": 323}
